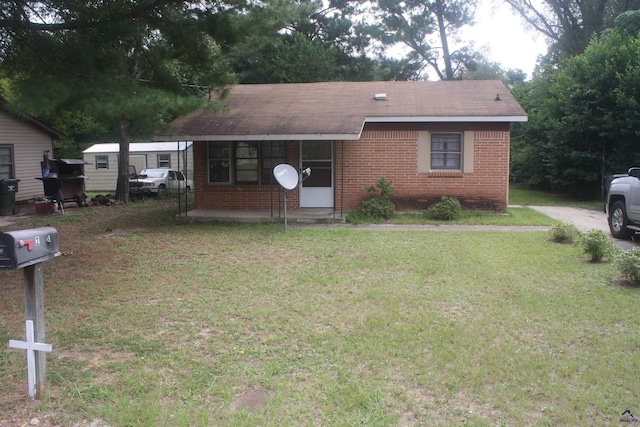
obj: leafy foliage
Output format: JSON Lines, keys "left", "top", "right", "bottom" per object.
{"left": 1, "top": 0, "right": 246, "bottom": 201}
{"left": 548, "top": 221, "right": 581, "bottom": 243}
{"left": 369, "top": 0, "right": 480, "bottom": 80}
{"left": 614, "top": 247, "right": 640, "bottom": 285}
{"left": 426, "top": 196, "right": 462, "bottom": 221}
{"left": 504, "top": 0, "right": 640, "bottom": 59}
{"left": 350, "top": 177, "right": 396, "bottom": 222}
{"left": 511, "top": 15, "right": 640, "bottom": 197}
{"left": 577, "top": 229, "right": 618, "bottom": 262}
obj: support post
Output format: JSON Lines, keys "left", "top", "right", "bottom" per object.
{"left": 23, "top": 263, "right": 47, "bottom": 399}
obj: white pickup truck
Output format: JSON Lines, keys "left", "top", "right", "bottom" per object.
{"left": 606, "top": 167, "right": 640, "bottom": 239}
{"left": 130, "top": 168, "right": 193, "bottom": 196}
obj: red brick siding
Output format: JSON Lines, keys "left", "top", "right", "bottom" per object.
{"left": 193, "top": 123, "right": 511, "bottom": 212}
{"left": 193, "top": 141, "right": 300, "bottom": 210}
{"left": 335, "top": 125, "right": 510, "bottom": 212}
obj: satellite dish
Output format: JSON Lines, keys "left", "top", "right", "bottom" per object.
{"left": 273, "top": 164, "right": 299, "bottom": 190}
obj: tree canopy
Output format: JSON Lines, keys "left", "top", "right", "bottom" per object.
{"left": 370, "top": 0, "right": 480, "bottom": 80}
{"left": 504, "top": 0, "right": 640, "bottom": 61}
{"left": 1, "top": 0, "right": 245, "bottom": 201}
{"left": 511, "top": 11, "right": 640, "bottom": 196}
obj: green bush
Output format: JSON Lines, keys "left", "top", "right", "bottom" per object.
{"left": 356, "top": 197, "right": 395, "bottom": 220}
{"left": 365, "top": 176, "right": 394, "bottom": 200}
{"left": 548, "top": 221, "right": 581, "bottom": 243}
{"left": 615, "top": 248, "right": 640, "bottom": 285}
{"left": 350, "top": 177, "right": 396, "bottom": 222}
{"left": 577, "top": 229, "right": 618, "bottom": 262}
{"left": 426, "top": 196, "right": 462, "bottom": 221}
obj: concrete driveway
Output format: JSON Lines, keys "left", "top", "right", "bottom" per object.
{"left": 529, "top": 205, "right": 638, "bottom": 250}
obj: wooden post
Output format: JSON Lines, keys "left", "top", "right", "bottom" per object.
{"left": 23, "top": 263, "right": 47, "bottom": 399}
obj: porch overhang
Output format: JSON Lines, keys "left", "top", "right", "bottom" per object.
{"left": 155, "top": 133, "right": 362, "bottom": 142}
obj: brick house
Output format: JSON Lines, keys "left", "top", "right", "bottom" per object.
{"left": 157, "top": 80, "right": 527, "bottom": 215}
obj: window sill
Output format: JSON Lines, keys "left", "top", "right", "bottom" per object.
{"left": 426, "top": 170, "right": 464, "bottom": 178}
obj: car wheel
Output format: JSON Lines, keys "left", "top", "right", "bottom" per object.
{"left": 157, "top": 184, "right": 167, "bottom": 197}
{"left": 185, "top": 186, "right": 191, "bottom": 193}
{"left": 609, "top": 201, "right": 633, "bottom": 239}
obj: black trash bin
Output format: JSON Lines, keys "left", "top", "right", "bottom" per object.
{"left": 0, "top": 179, "right": 20, "bottom": 216}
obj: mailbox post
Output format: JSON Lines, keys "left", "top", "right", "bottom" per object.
{"left": 0, "top": 227, "right": 59, "bottom": 399}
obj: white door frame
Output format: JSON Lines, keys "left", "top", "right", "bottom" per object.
{"left": 300, "top": 141, "right": 334, "bottom": 208}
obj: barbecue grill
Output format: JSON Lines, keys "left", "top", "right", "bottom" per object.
{"left": 36, "top": 158, "right": 88, "bottom": 207}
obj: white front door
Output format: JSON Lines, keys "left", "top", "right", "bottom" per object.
{"left": 300, "top": 141, "right": 333, "bottom": 208}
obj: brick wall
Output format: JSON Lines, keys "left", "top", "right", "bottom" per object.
{"left": 193, "top": 141, "right": 300, "bottom": 210}
{"left": 193, "top": 122, "right": 511, "bottom": 212}
{"left": 336, "top": 123, "right": 510, "bottom": 212}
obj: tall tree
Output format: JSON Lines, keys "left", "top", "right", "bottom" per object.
{"left": 511, "top": 11, "right": 640, "bottom": 195}
{"left": 1, "top": 0, "right": 243, "bottom": 202}
{"left": 370, "top": 0, "right": 479, "bottom": 80}
{"left": 231, "top": 0, "right": 385, "bottom": 83}
{"left": 504, "top": 0, "right": 640, "bottom": 59}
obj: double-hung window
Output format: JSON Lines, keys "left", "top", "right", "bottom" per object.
{"left": 95, "top": 155, "right": 109, "bottom": 169}
{"left": 207, "top": 141, "right": 285, "bottom": 185}
{"left": 0, "top": 145, "right": 14, "bottom": 179}
{"left": 431, "top": 133, "right": 462, "bottom": 170}
{"left": 157, "top": 154, "right": 171, "bottom": 168}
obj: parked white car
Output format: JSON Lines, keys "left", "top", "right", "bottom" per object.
{"left": 132, "top": 169, "right": 193, "bottom": 195}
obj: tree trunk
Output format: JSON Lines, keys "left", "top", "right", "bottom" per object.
{"left": 115, "top": 118, "right": 131, "bottom": 203}
{"left": 435, "top": 0, "right": 454, "bottom": 80}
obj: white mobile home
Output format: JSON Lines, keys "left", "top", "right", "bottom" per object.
{"left": 82, "top": 141, "right": 193, "bottom": 192}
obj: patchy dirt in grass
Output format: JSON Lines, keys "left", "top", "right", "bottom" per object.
{"left": 0, "top": 199, "right": 181, "bottom": 427}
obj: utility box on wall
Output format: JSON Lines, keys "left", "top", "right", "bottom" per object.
{"left": 0, "top": 227, "right": 59, "bottom": 270}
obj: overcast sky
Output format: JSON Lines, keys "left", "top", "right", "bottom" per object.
{"left": 462, "top": 0, "right": 548, "bottom": 77}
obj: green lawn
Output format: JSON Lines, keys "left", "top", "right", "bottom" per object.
{"left": 0, "top": 198, "right": 637, "bottom": 426}
{"left": 509, "top": 185, "right": 604, "bottom": 210}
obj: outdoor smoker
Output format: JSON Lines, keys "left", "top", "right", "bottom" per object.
{"left": 36, "top": 151, "right": 88, "bottom": 208}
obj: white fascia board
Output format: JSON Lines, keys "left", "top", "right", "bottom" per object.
{"left": 364, "top": 116, "right": 528, "bottom": 123}
{"left": 154, "top": 133, "right": 362, "bottom": 142}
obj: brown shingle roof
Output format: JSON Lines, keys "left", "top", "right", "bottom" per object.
{"left": 159, "top": 80, "right": 527, "bottom": 141}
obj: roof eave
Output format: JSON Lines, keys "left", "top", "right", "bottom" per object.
{"left": 364, "top": 115, "right": 528, "bottom": 123}
{"left": 154, "top": 133, "right": 363, "bottom": 142}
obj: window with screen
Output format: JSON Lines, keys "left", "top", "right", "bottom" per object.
{"left": 157, "top": 153, "right": 171, "bottom": 168}
{"left": 0, "top": 146, "right": 14, "bottom": 179}
{"left": 208, "top": 141, "right": 286, "bottom": 185}
{"left": 431, "top": 134, "right": 462, "bottom": 170}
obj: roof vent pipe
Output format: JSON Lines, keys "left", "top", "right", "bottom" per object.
{"left": 373, "top": 93, "right": 388, "bottom": 101}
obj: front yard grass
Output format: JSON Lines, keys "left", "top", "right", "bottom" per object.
{"left": 0, "top": 199, "right": 637, "bottom": 426}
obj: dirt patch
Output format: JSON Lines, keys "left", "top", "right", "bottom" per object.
{"left": 230, "top": 387, "right": 273, "bottom": 413}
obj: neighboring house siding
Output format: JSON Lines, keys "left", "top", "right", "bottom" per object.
{"left": 192, "top": 121, "right": 510, "bottom": 212}
{"left": 0, "top": 111, "right": 54, "bottom": 202}
{"left": 82, "top": 152, "right": 120, "bottom": 192}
